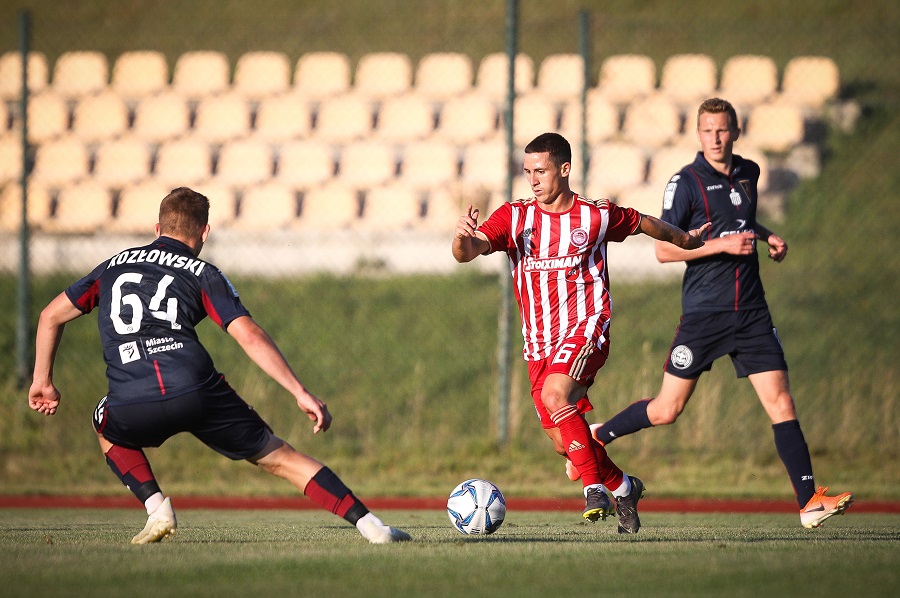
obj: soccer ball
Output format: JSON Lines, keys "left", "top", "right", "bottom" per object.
{"left": 446, "top": 478, "right": 506, "bottom": 535}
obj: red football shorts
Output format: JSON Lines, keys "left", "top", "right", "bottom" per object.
{"left": 528, "top": 336, "right": 609, "bottom": 429}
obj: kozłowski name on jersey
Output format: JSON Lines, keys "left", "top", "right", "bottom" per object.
{"left": 107, "top": 248, "right": 206, "bottom": 276}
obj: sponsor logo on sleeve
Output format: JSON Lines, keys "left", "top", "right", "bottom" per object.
{"left": 663, "top": 181, "right": 678, "bottom": 210}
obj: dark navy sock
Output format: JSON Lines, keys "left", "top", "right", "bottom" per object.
{"left": 594, "top": 399, "right": 652, "bottom": 445}
{"left": 773, "top": 419, "right": 816, "bottom": 508}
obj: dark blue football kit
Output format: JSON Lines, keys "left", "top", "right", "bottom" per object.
{"left": 67, "top": 236, "right": 271, "bottom": 459}
{"left": 660, "top": 151, "right": 787, "bottom": 379}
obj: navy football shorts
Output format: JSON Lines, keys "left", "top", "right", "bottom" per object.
{"left": 664, "top": 308, "right": 788, "bottom": 379}
{"left": 92, "top": 375, "right": 272, "bottom": 460}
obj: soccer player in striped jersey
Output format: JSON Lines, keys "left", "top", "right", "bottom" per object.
{"left": 453, "top": 133, "right": 708, "bottom": 533}
{"left": 29, "top": 187, "right": 410, "bottom": 544}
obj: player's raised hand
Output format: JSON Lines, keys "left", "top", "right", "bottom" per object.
{"left": 765, "top": 233, "right": 788, "bottom": 262}
{"left": 455, "top": 205, "right": 480, "bottom": 239}
{"left": 28, "top": 382, "right": 61, "bottom": 416}
{"left": 295, "top": 389, "right": 332, "bottom": 434}
{"left": 685, "top": 222, "right": 711, "bottom": 249}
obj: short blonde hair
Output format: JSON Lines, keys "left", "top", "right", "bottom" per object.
{"left": 698, "top": 98, "right": 739, "bottom": 129}
{"left": 158, "top": 187, "right": 209, "bottom": 237}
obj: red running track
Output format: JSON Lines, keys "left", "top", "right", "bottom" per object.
{"left": 1, "top": 495, "right": 898, "bottom": 513}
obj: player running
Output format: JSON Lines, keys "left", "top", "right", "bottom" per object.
{"left": 452, "top": 132, "right": 708, "bottom": 533}
{"left": 28, "top": 187, "right": 410, "bottom": 544}
{"left": 590, "top": 98, "right": 853, "bottom": 528}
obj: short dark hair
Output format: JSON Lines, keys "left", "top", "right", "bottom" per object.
{"left": 524, "top": 132, "right": 572, "bottom": 167}
{"left": 158, "top": 187, "right": 209, "bottom": 237}
{"left": 698, "top": 98, "right": 739, "bottom": 129}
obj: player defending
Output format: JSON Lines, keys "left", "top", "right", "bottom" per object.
{"left": 591, "top": 98, "right": 853, "bottom": 528}
{"left": 452, "top": 132, "right": 708, "bottom": 533}
{"left": 28, "top": 187, "right": 410, "bottom": 544}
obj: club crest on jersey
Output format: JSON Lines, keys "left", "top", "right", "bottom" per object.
{"left": 118, "top": 341, "right": 141, "bottom": 364}
{"left": 738, "top": 179, "right": 752, "bottom": 198}
{"left": 570, "top": 228, "right": 589, "bottom": 248}
{"left": 670, "top": 345, "right": 693, "bottom": 370}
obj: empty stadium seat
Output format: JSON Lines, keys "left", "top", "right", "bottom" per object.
{"left": 646, "top": 145, "right": 696, "bottom": 185}
{"left": 460, "top": 138, "right": 510, "bottom": 190}
{"left": 214, "top": 139, "right": 273, "bottom": 188}
{"left": 536, "top": 54, "right": 584, "bottom": 103}
{"left": 415, "top": 52, "right": 473, "bottom": 100}
{"left": 172, "top": 51, "right": 230, "bottom": 99}
{"left": 191, "top": 181, "right": 236, "bottom": 228}
{"left": 46, "top": 181, "right": 111, "bottom": 233}
{"left": 0, "top": 51, "right": 49, "bottom": 100}
{"left": 659, "top": 54, "right": 717, "bottom": 107}
{"left": 132, "top": 91, "right": 191, "bottom": 144}
{"left": 313, "top": 93, "right": 374, "bottom": 143}
{"left": 596, "top": 54, "right": 656, "bottom": 104}
{"left": 25, "top": 92, "right": 70, "bottom": 143}
{"left": 153, "top": 137, "right": 212, "bottom": 186}
{"left": 434, "top": 93, "right": 497, "bottom": 145}
{"left": 92, "top": 136, "right": 152, "bottom": 188}
{"left": 559, "top": 92, "right": 620, "bottom": 145}
{"left": 233, "top": 51, "right": 291, "bottom": 100}
{"left": 422, "top": 186, "right": 465, "bottom": 232}
{"left": 296, "top": 182, "right": 359, "bottom": 230}
{"left": 111, "top": 51, "right": 169, "bottom": 101}
{"left": 509, "top": 93, "right": 560, "bottom": 146}
{"left": 0, "top": 134, "right": 21, "bottom": 185}
{"left": 275, "top": 139, "right": 335, "bottom": 189}
{"left": 719, "top": 55, "right": 778, "bottom": 108}
{"left": 354, "top": 52, "right": 412, "bottom": 99}
{"left": 742, "top": 102, "right": 805, "bottom": 152}
{"left": 780, "top": 56, "right": 840, "bottom": 108}
{"left": 622, "top": 95, "right": 682, "bottom": 148}
{"left": 735, "top": 146, "right": 771, "bottom": 192}
{"left": 397, "top": 139, "right": 459, "bottom": 190}
{"left": 232, "top": 181, "right": 298, "bottom": 231}
{"left": 252, "top": 94, "right": 313, "bottom": 142}
{"left": 111, "top": 181, "right": 170, "bottom": 233}
{"left": 615, "top": 184, "right": 663, "bottom": 216}
{"left": 31, "top": 136, "right": 90, "bottom": 187}
{"left": 0, "top": 181, "right": 52, "bottom": 232}
{"left": 374, "top": 94, "right": 436, "bottom": 142}
{"left": 192, "top": 92, "right": 251, "bottom": 143}
{"left": 293, "top": 51, "right": 351, "bottom": 99}
{"left": 52, "top": 51, "right": 109, "bottom": 99}
{"left": 475, "top": 52, "right": 535, "bottom": 101}
{"left": 71, "top": 90, "right": 130, "bottom": 142}
{"left": 359, "top": 182, "right": 424, "bottom": 232}
{"left": 585, "top": 142, "right": 647, "bottom": 197}
{"left": 337, "top": 141, "right": 398, "bottom": 189}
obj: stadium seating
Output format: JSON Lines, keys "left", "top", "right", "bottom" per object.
{"left": 0, "top": 134, "right": 21, "bottom": 185}
{"left": 172, "top": 51, "right": 230, "bottom": 99}
{"left": 397, "top": 139, "right": 459, "bottom": 190}
{"left": 232, "top": 181, "right": 298, "bottom": 231}
{"left": 214, "top": 138, "right": 274, "bottom": 189}
{"left": 659, "top": 53, "right": 718, "bottom": 107}
{"left": 415, "top": 52, "right": 473, "bottom": 100}
{"left": 71, "top": 90, "right": 130, "bottom": 142}
{"left": 92, "top": 136, "right": 153, "bottom": 189}
{"left": 233, "top": 51, "right": 291, "bottom": 100}
{"left": 252, "top": 94, "right": 313, "bottom": 142}
{"left": 25, "top": 91, "right": 70, "bottom": 143}
{"left": 509, "top": 93, "right": 560, "bottom": 145}
{"left": 296, "top": 182, "right": 360, "bottom": 230}
{"left": 559, "top": 91, "right": 620, "bottom": 145}
{"left": 474, "top": 52, "right": 535, "bottom": 101}
{"left": 52, "top": 51, "right": 108, "bottom": 99}
{"left": 780, "top": 55, "right": 840, "bottom": 109}
{"left": 337, "top": 140, "right": 398, "bottom": 189}
{"left": 434, "top": 93, "right": 498, "bottom": 145}
{"left": 359, "top": 182, "right": 424, "bottom": 232}
{"left": 646, "top": 144, "right": 696, "bottom": 185}
{"left": 621, "top": 94, "right": 682, "bottom": 148}
{"left": 191, "top": 181, "right": 236, "bottom": 229}
{"left": 293, "top": 51, "right": 351, "bottom": 100}
{"left": 585, "top": 142, "right": 647, "bottom": 197}
{"left": 46, "top": 181, "right": 111, "bottom": 233}
{"left": 354, "top": 52, "right": 413, "bottom": 99}
{"left": 742, "top": 102, "right": 805, "bottom": 152}
{"left": 460, "top": 138, "right": 510, "bottom": 190}
{"left": 313, "top": 93, "right": 375, "bottom": 143}
{"left": 30, "top": 136, "right": 90, "bottom": 188}
{"left": 111, "top": 51, "right": 169, "bottom": 102}
{"left": 615, "top": 184, "right": 662, "bottom": 216}
{"left": 0, "top": 181, "right": 52, "bottom": 232}
{"left": 131, "top": 91, "right": 191, "bottom": 144}
{"left": 110, "top": 181, "right": 171, "bottom": 234}
{"left": 374, "top": 94, "right": 436, "bottom": 142}
{"left": 153, "top": 137, "right": 212, "bottom": 186}
{"left": 0, "top": 51, "right": 49, "bottom": 100}
{"left": 719, "top": 54, "right": 778, "bottom": 108}
{"left": 274, "top": 139, "right": 335, "bottom": 189}
{"left": 192, "top": 92, "right": 252, "bottom": 143}
{"left": 536, "top": 54, "right": 585, "bottom": 103}
{"left": 595, "top": 54, "right": 657, "bottom": 104}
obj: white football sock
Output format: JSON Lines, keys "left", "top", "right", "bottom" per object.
{"left": 144, "top": 492, "right": 165, "bottom": 515}
{"left": 610, "top": 475, "right": 632, "bottom": 498}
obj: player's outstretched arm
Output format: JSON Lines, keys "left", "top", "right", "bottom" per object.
{"left": 452, "top": 205, "right": 492, "bottom": 263}
{"left": 637, "top": 214, "right": 709, "bottom": 249}
{"left": 29, "top": 292, "right": 84, "bottom": 416}
{"left": 226, "top": 315, "right": 332, "bottom": 434}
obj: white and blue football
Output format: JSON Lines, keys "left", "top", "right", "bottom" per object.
{"left": 447, "top": 478, "right": 506, "bottom": 535}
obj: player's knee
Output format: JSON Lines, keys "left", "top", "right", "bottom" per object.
{"left": 649, "top": 402, "right": 683, "bottom": 426}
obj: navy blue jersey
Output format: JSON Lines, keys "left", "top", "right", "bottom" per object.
{"left": 660, "top": 151, "right": 768, "bottom": 314}
{"left": 65, "top": 236, "right": 250, "bottom": 403}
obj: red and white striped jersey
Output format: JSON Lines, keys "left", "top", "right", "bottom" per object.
{"left": 478, "top": 195, "right": 641, "bottom": 361}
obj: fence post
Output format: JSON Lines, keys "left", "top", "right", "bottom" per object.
{"left": 578, "top": 9, "right": 591, "bottom": 194}
{"left": 16, "top": 9, "right": 32, "bottom": 389}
